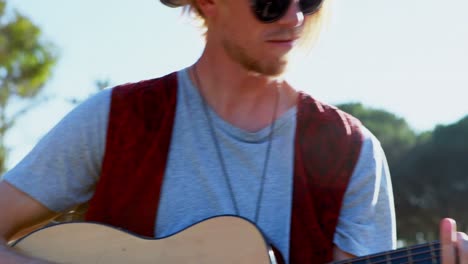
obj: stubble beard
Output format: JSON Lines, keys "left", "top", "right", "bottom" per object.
{"left": 222, "top": 37, "right": 288, "bottom": 77}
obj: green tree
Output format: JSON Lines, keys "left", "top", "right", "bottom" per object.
{"left": 0, "top": 0, "right": 57, "bottom": 174}
{"left": 338, "top": 103, "right": 418, "bottom": 167}
{"left": 394, "top": 116, "right": 468, "bottom": 242}
{"left": 338, "top": 103, "right": 468, "bottom": 243}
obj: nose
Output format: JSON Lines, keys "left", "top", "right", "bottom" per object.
{"left": 277, "top": 0, "right": 304, "bottom": 27}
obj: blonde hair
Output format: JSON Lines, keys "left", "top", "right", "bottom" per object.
{"left": 182, "top": 0, "right": 208, "bottom": 30}
{"left": 182, "top": 0, "right": 332, "bottom": 47}
{"left": 299, "top": 0, "right": 332, "bottom": 52}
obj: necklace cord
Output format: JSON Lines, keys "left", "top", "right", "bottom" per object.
{"left": 191, "top": 65, "right": 279, "bottom": 223}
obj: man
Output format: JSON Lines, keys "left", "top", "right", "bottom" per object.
{"left": 0, "top": 0, "right": 466, "bottom": 263}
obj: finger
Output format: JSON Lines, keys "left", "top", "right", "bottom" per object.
{"left": 441, "top": 218, "right": 457, "bottom": 264}
{"left": 457, "top": 232, "right": 468, "bottom": 264}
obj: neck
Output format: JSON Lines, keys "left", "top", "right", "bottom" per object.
{"left": 191, "top": 47, "right": 297, "bottom": 132}
{"left": 334, "top": 241, "right": 441, "bottom": 264}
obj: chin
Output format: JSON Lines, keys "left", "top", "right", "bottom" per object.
{"left": 223, "top": 38, "right": 291, "bottom": 77}
{"left": 254, "top": 57, "right": 289, "bottom": 77}
{"left": 243, "top": 51, "right": 290, "bottom": 76}
{"left": 262, "top": 63, "right": 288, "bottom": 77}
{"left": 241, "top": 61, "right": 286, "bottom": 77}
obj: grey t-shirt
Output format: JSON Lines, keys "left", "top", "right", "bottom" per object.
{"left": 4, "top": 68, "right": 396, "bottom": 263}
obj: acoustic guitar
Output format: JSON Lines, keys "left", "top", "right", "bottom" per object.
{"left": 10, "top": 215, "right": 441, "bottom": 264}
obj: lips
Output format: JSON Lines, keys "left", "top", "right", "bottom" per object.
{"left": 268, "top": 39, "right": 298, "bottom": 43}
{"left": 267, "top": 35, "right": 300, "bottom": 42}
{"left": 265, "top": 30, "right": 302, "bottom": 51}
{"left": 266, "top": 37, "right": 300, "bottom": 50}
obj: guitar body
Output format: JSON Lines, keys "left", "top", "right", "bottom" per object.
{"left": 11, "top": 214, "right": 443, "bottom": 264}
{"left": 11, "top": 216, "right": 274, "bottom": 264}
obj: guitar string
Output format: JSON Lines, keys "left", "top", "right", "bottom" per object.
{"left": 337, "top": 251, "right": 440, "bottom": 264}
{"left": 338, "top": 252, "right": 441, "bottom": 264}
{"left": 337, "top": 248, "right": 440, "bottom": 264}
{"left": 334, "top": 241, "right": 441, "bottom": 264}
{"left": 364, "top": 256, "right": 441, "bottom": 264}
{"left": 400, "top": 256, "right": 441, "bottom": 264}
{"left": 339, "top": 241, "right": 439, "bottom": 263}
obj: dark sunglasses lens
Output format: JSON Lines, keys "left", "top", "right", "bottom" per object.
{"left": 300, "top": 0, "right": 323, "bottom": 15}
{"left": 252, "top": 0, "right": 290, "bottom": 22}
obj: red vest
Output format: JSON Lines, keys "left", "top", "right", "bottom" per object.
{"left": 85, "top": 72, "right": 363, "bottom": 263}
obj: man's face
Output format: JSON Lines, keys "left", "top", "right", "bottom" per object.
{"left": 208, "top": 0, "right": 319, "bottom": 76}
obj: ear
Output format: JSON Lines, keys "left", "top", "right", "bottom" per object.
{"left": 195, "top": 0, "right": 217, "bottom": 19}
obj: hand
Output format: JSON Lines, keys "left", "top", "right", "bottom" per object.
{"left": 441, "top": 218, "right": 468, "bottom": 264}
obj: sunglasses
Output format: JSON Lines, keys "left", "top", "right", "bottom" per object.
{"left": 251, "top": 0, "right": 324, "bottom": 23}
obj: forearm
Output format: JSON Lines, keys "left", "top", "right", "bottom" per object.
{"left": 0, "top": 182, "right": 61, "bottom": 264}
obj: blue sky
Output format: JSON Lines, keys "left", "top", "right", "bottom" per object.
{"left": 4, "top": 0, "right": 468, "bottom": 169}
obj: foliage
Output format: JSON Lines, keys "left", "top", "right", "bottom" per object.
{"left": 338, "top": 102, "right": 468, "bottom": 244}
{"left": 338, "top": 103, "right": 417, "bottom": 167}
{"left": 0, "top": 0, "right": 57, "bottom": 174}
{"left": 394, "top": 116, "right": 468, "bottom": 242}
